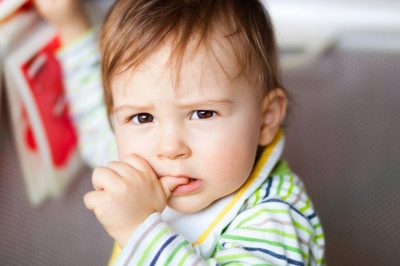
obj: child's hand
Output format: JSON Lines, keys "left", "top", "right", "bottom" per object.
{"left": 83, "top": 154, "right": 188, "bottom": 247}
{"left": 33, "top": 0, "right": 90, "bottom": 45}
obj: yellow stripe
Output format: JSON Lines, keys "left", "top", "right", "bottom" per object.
{"left": 193, "top": 129, "right": 283, "bottom": 245}
{"left": 108, "top": 243, "right": 121, "bottom": 266}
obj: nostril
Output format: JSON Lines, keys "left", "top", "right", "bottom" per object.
{"left": 156, "top": 141, "right": 191, "bottom": 160}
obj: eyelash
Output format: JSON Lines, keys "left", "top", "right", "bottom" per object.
{"left": 190, "top": 110, "right": 217, "bottom": 120}
{"left": 127, "top": 110, "right": 217, "bottom": 124}
{"left": 128, "top": 113, "right": 154, "bottom": 124}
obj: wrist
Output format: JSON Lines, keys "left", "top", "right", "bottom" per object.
{"left": 115, "top": 226, "right": 138, "bottom": 248}
{"left": 117, "top": 212, "right": 162, "bottom": 248}
{"left": 113, "top": 212, "right": 161, "bottom": 248}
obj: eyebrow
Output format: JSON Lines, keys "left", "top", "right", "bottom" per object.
{"left": 177, "top": 99, "right": 233, "bottom": 109}
{"left": 114, "top": 104, "right": 154, "bottom": 114}
{"left": 113, "top": 99, "right": 233, "bottom": 113}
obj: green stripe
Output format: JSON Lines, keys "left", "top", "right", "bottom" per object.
{"left": 164, "top": 240, "right": 189, "bottom": 266}
{"left": 216, "top": 241, "right": 224, "bottom": 251}
{"left": 216, "top": 253, "right": 254, "bottom": 262}
{"left": 282, "top": 175, "right": 294, "bottom": 201}
{"left": 313, "top": 222, "right": 322, "bottom": 230}
{"left": 138, "top": 228, "right": 168, "bottom": 265}
{"left": 177, "top": 250, "right": 191, "bottom": 266}
{"left": 293, "top": 220, "right": 313, "bottom": 236}
{"left": 217, "top": 253, "right": 274, "bottom": 265}
{"left": 225, "top": 263, "right": 248, "bottom": 266}
{"left": 222, "top": 234, "right": 307, "bottom": 258}
{"left": 253, "top": 188, "right": 261, "bottom": 207}
{"left": 276, "top": 175, "right": 284, "bottom": 195}
{"left": 266, "top": 209, "right": 290, "bottom": 214}
{"left": 241, "top": 227, "right": 298, "bottom": 240}
{"left": 299, "top": 198, "right": 310, "bottom": 213}
{"left": 236, "top": 208, "right": 265, "bottom": 228}
{"left": 236, "top": 207, "right": 292, "bottom": 229}
{"left": 272, "top": 160, "right": 293, "bottom": 176}
{"left": 311, "top": 233, "right": 324, "bottom": 247}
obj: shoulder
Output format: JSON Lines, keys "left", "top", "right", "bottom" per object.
{"left": 224, "top": 160, "right": 325, "bottom": 265}
{"left": 240, "top": 160, "right": 321, "bottom": 229}
{"left": 243, "top": 160, "right": 315, "bottom": 218}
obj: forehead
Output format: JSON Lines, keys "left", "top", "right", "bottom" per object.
{"left": 111, "top": 37, "right": 250, "bottom": 101}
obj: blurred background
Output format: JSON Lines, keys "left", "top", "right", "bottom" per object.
{"left": 1, "top": 0, "right": 400, "bottom": 265}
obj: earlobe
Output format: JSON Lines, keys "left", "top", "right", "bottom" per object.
{"left": 258, "top": 88, "right": 287, "bottom": 146}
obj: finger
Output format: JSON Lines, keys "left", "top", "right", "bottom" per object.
{"left": 122, "top": 154, "right": 153, "bottom": 173}
{"left": 159, "top": 176, "right": 189, "bottom": 199}
{"left": 106, "top": 160, "right": 140, "bottom": 180}
{"left": 83, "top": 190, "right": 101, "bottom": 211}
{"left": 92, "top": 166, "right": 122, "bottom": 191}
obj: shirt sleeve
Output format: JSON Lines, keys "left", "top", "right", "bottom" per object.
{"left": 57, "top": 30, "right": 118, "bottom": 168}
{"left": 115, "top": 213, "right": 221, "bottom": 266}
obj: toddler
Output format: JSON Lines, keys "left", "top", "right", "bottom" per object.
{"left": 36, "top": 0, "right": 325, "bottom": 265}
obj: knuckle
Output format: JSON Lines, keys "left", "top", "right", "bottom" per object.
{"left": 93, "top": 166, "right": 107, "bottom": 177}
{"left": 123, "top": 153, "right": 138, "bottom": 162}
{"left": 106, "top": 160, "right": 120, "bottom": 168}
{"left": 107, "top": 161, "right": 126, "bottom": 174}
{"left": 115, "top": 180, "right": 129, "bottom": 194}
{"left": 124, "top": 154, "right": 148, "bottom": 170}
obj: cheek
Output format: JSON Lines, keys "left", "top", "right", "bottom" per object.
{"left": 115, "top": 127, "right": 153, "bottom": 160}
{"left": 194, "top": 123, "right": 259, "bottom": 182}
{"left": 115, "top": 130, "right": 132, "bottom": 160}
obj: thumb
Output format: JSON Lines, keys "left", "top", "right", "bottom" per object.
{"left": 160, "top": 176, "right": 189, "bottom": 199}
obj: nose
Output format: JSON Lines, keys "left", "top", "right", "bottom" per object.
{"left": 156, "top": 124, "right": 191, "bottom": 160}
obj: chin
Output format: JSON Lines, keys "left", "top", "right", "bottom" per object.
{"left": 167, "top": 198, "right": 211, "bottom": 214}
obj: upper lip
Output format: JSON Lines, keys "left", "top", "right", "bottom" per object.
{"left": 157, "top": 174, "right": 196, "bottom": 180}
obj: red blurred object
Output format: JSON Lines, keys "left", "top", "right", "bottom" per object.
{"left": 20, "top": 37, "right": 78, "bottom": 167}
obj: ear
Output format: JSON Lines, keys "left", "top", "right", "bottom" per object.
{"left": 258, "top": 88, "right": 287, "bottom": 146}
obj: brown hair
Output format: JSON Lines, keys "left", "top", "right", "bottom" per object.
{"left": 100, "top": 0, "right": 283, "bottom": 116}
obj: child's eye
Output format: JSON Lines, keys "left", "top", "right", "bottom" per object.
{"left": 130, "top": 113, "right": 154, "bottom": 124}
{"left": 190, "top": 110, "right": 217, "bottom": 120}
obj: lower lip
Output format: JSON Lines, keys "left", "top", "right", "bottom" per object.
{"left": 173, "top": 179, "right": 203, "bottom": 195}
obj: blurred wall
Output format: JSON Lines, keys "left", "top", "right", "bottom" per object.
{"left": 282, "top": 46, "right": 400, "bottom": 265}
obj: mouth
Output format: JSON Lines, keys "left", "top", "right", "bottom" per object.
{"left": 171, "top": 176, "right": 203, "bottom": 195}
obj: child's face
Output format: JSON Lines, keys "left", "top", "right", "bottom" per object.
{"left": 111, "top": 42, "right": 266, "bottom": 213}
